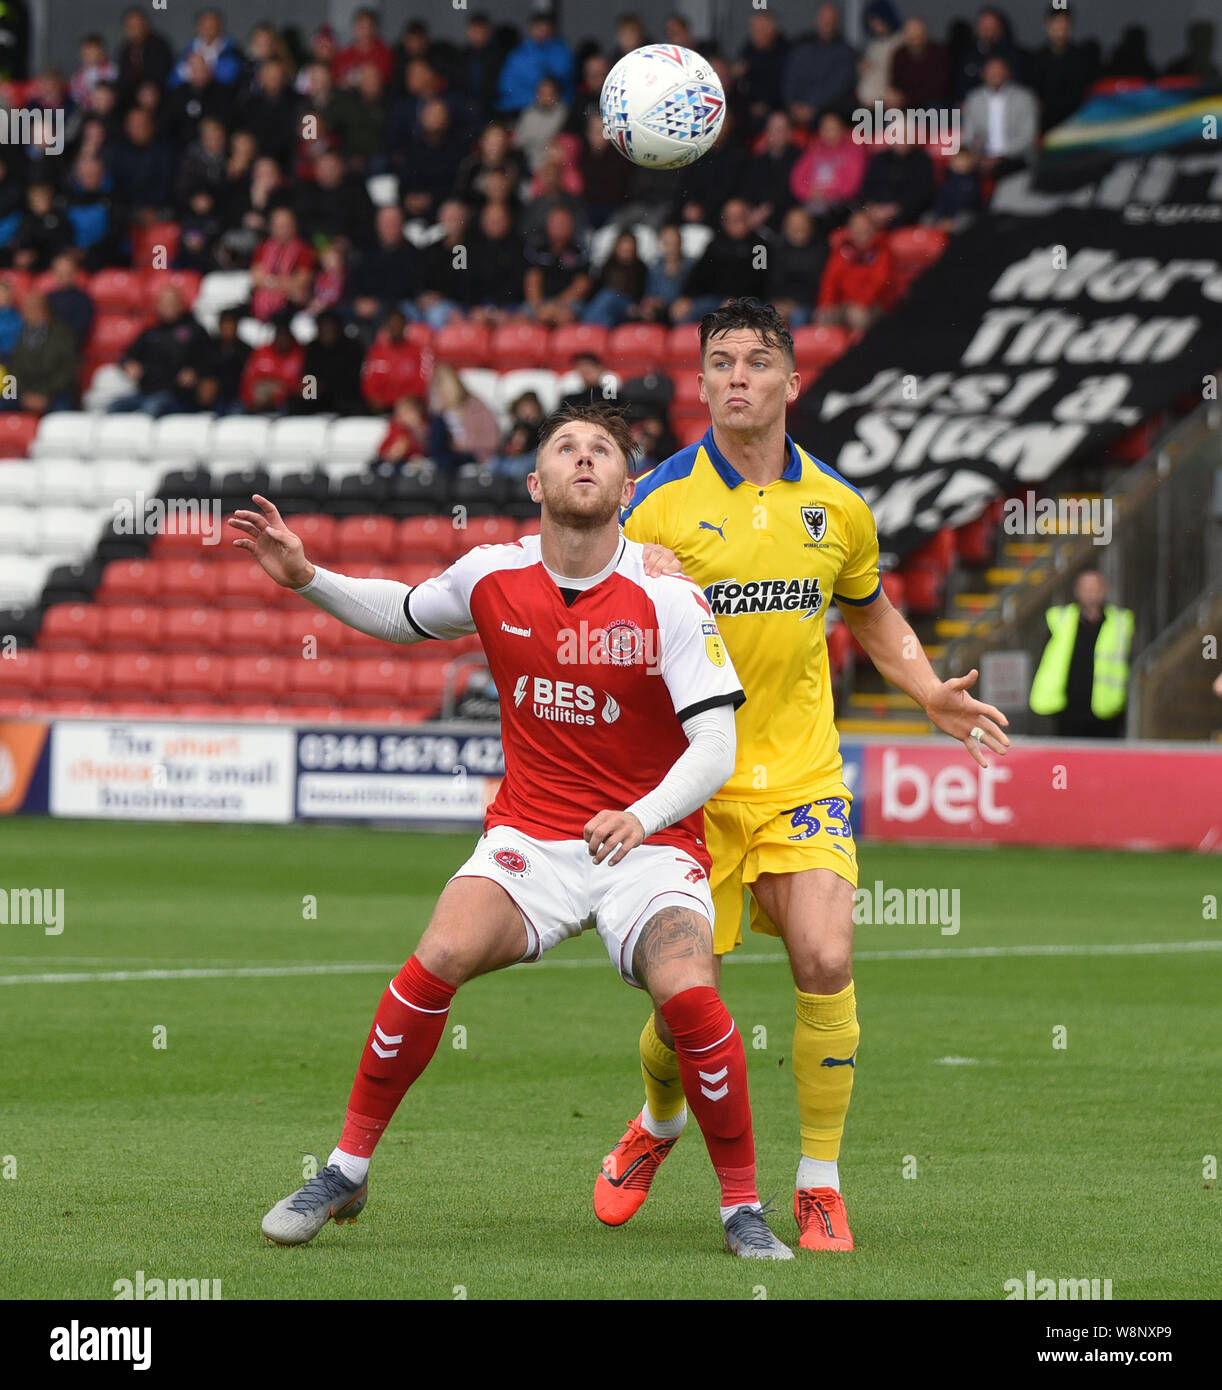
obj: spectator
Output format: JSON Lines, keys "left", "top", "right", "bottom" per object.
{"left": 217, "top": 152, "right": 288, "bottom": 269}
{"left": 561, "top": 352, "right": 618, "bottom": 408}
{"left": 221, "top": 127, "right": 258, "bottom": 214}
{"left": 672, "top": 198, "right": 771, "bottom": 323}
{"left": 298, "top": 58, "right": 345, "bottom": 140}
{"left": 0, "top": 292, "right": 78, "bottom": 414}
{"left": 195, "top": 306, "right": 249, "bottom": 413}
{"left": 176, "top": 115, "right": 230, "bottom": 211}
{"left": 565, "top": 51, "right": 610, "bottom": 137}
{"left": 889, "top": 17, "right": 951, "bottom": 108}
{"left": 12, "top": 182, "right": 71, "bottom": 272}
{"left": 453, "top": 11, "right": 506, "bottom": 132}
{"left": 165, "top": 49, "right": 234, "bottom": 148}
{"left": 109, "top": 287, "right": 211, "bottom": 416}
{"left": 954, "top": 6, "right": 1024, "bottom": 99}
{"left": 346, "top": 206, "right": 422, "bottom": 329}
{"left": 632, "top": 411, "right": 679, "bottom": 474}
{"left": 1030, "top": 570, "right": 1132, "bottom": 737}
{"left": 65, "top": 156, "right": 124, "bottom": 270}
{"left": 735, "top": 9, "right": 788, "bottom": 127}
{"left": 109, "top": 107, "right": 174, "bottom": 221}
{"left": 515, "top": 76, "right": 569, "bottom": 173}
{"left": 1101, "top": 26, "right": 1155, "bottom": 81}
{"left": 496, "top": 12, "right": 575, "bottom": 115}
{"left": 857, "top": 1, "right": 904, "bottom": 106}
{"left": 335, "top": 62, "right": 391, "bottom": 172}
{"left": 70, "top": 33, "right": 117, "bottom": 109}
{"left": 677, "top": 108, "right": 750, "bottom": 225}
{"left": 45, "top": 251, "right": 94, "bottom": 348}
{"left": 612, "top": 13, "right": 648, "bottom": 62}
{"left": 239, "top": 57, "right": 298, "bottom": 167}
{"left": 295, "top": 149, "right": 374, "bottom": 248}
{"left": 454, "top": 121, "right": 529, "bottom": 207}
{"left": 579, "top": 113, "right": 630, "bottom": 227}
{"left": 82, "top": 80, "right": 123, "bottom": 149}
{"left": 430, "top": 360, "right": 501, "bottom": 467}
{"left": 116, "top": 6, "right": 174, "bottom": 107}
{"left": 250, "top": 206, "right": 314, "bottom": 322}
{"left": 240, "top": 316, "right": 305, "bottom": 412}
{"left": 489, "top": 389, "right": 546, "bottom": 479}
{"left": 741, "top": 111, "right": 799, "bottom": 231}
{"left": 0, "top": 280, "right": 22, "bottom": 356}
{"left": 388, "top": 18, "right": 434, "bottom": 93}
{"left": 816, "top": 208, "right": 893, "bottom": 331}
{"left": 961, "top": 57, "right": 1040, "bottom": 178}
{"left": 1031, "top": 5, "right": 1097, "bottom": 132}
{"left": 360, "top": 308, "right": 432, "bottom": 413}
{"left": 782, "top": 3, "right": 857, "bottom": 131}
{"left": 334, "top": 8, "right": 394, "bottom": 89}
{"left": 169, "top": 8, "right": 245, "bottom": 89}
{"left": 859, "top": 131, "right": 936, "bottom": 227}
{"left": 1167, "top": 21, "right": 1220, "bottom": 82}
{"left": 521, "top": 141, "right": 583, "bottom": 239}
{"left": 582, "top": 231, "right": 647, "bottom": 327}
{"left": 640, "top": 223, "right": 691, "bottom": 322}
{"left": 376, "top": 394, "right": 432, "bottom": 468}
{"left": 928, "top": 149, "right": 982, "bottom": 230}
{"left": 467, "top": 200, "right": 524, "bottom": 320}
{"left": 400, "top": 99, "right": 465, "bottom": 219}
{"left": 238, "top": 22, "right": 294, "bottom": 100}
{"left": 300, "top": 308, "right": 363, "bottom": 414}
{"left": 417, "top": 200, "right": 475, "bottom": 330}
{"left": 306, "top": 238, "right": 349, "bottom": 318}
{"left": 789, "top": 108, "right": 867, "bottom": 226}
{"left": 177, "top": 187, "right": 223, "bottom": 272}
{"left": 298, "top": 23, "right": 339, "bottom": 91}
{"left": 522, "top": 204, "right": 592, "bottom": 326}
{"left": 771, "top": 208, "right": 826, "bottom": 328}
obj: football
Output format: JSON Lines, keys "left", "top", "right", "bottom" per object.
{"left": 600, "top": 44, "right": 726, "bottom": 169}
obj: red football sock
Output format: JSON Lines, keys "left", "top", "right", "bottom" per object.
{"left": 338, "top": 956, "right": 455, "bottom": 1158}
{"left": 660, "top": 986, "right": 758, "bottom": 1209}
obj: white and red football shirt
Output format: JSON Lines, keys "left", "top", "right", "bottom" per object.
{"left": 404, "top": 535, "right": 745, "bottom": 868}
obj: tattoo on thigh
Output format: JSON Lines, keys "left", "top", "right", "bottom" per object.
{"left": 636, "top": 907, "right": 711, "bottom": 980}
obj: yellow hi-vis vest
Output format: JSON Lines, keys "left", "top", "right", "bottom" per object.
{"left": 1030, "top": 603, "right": 1134, "bottom": 720}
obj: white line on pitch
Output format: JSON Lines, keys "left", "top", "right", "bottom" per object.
{"left": 1, "top": 939, "right": 1220, "bottom": 986}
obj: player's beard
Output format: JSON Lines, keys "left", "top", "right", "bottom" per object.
{"left": 536, "top": 473, "right": 623, "bottom": 531}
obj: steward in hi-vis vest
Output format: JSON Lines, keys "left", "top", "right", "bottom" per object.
{"left": 1031, "top": 577, "right": 1133, "bottom": 737}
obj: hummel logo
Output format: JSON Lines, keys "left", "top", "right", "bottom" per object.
{"left": 821, "top": 1052, "right": 856, "bottom": 1068}
{"left": 371, "top": 1023, "right": 403, "bottom": 1059}
{"left": 698, "top": 1064, "right": 729, "bottom": 1101}
{"left": 699, "top": 516, "right": 728, "bottom": 541}
{"left": 501, "top": 621, "right": 531, "bottom": 637}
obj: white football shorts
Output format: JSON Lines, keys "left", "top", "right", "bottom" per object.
{"left": 448, "top": 825, "right": 715, "bottom": 988}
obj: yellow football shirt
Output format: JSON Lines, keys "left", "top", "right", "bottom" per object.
{"left": 622, "top": 426, "right": 880, "bottom": 804}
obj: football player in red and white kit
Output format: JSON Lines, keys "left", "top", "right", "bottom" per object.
{"left": 239, "top": 403, "right": 793, "bottom": 1259}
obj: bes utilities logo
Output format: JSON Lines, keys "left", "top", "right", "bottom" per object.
{"left": 513, "top": 675, "right": 620, "bottom": 725}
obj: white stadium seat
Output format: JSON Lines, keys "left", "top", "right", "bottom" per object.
{"left": 457, "top": 368, "right": 499, "bottom": 411}
{"left": 236, "top": 315, "right": 275, "bottom": 349}
{"left": 290, "top": 311, "right": 317, "bottom": 343}
{"left": 95, "top": 458, "right": 164, "bottom": 508}
{"left": 210, "top": 415, "right": 272, "bottom": 465}
{"left": 327, "top": 416, "right": 385, "bottom": 465}
{"left": 36, "top": 457, "right": 98, "bottom": 507}
{"left": 496, "top": 369, "right": 563, "bottom": 416}
{"left": 681, "top": 224, "right": 714, "bottom": 262}
{"left": 0, "top": 460, "right": 37, "bottom": 505}
{"left": 30, "top": 411, "right": 96, "bottom": 459}
{"left": 266, "top": 415, "right": 333, "bottom": 468}
{"left": 366, "top": 174, "right": 399, "bottom": 207}
{"left": 0, "top": 555, "right": 53, "bottom": 606}
{"left": 152, "top": 413, "right": 215, "bottom": 463}
{"left": 84, "top": 362, "right": 139, "bottom": 411}
{"left": 193, "top": 271, "right": 251, "bottom": 333}
{"left": 93, "top": 412, "right": 156, "bottom": 460}
{"left": 36, "top": 507, "right": 107, "bottom": 562}
{"left": 0, "top": 504, "right": 32, "bottom": 553}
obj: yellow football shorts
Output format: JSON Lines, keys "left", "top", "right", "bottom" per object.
{"left": 706, "top": 790, "right": 859, "bottom": 954}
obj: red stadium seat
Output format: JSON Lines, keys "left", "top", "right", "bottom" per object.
{"left": 0, "top": 649, "right": 45, "bottom": 697}
{"left": 149, "top": 520, "right": 218, "bottom": 560}
{"left": 102, "top": 652, "right": 168, "bottom": 700}
{"left": 336, "top": 624, "right": 392, "bottom": 657}
{"left": 219, "top": 561, "right": 284, "bottom": 608}
{"left": 955, "top": 513, "right": 997, "bottom": 567}
{"left": 225, "top": 609, "right": 285, "bottom": 653}
{"left": 412, "top": 658, "right": 451, "bottom": 704}
{"left": 145, "top": 268, "right": 201, "bottom": 310}
{"left": 463, "top": 516, "right": 519, "bottom": 549}
{"left": 405, "top": 321, "right": 434, "bottom": 351}
{"left": 225, "top": 704, "right": 286, "bottom": 722}
{"left": 670, "top": 405, "right": 709, "bottom": 445}
{"left": 0, "top": 269, "right": 34, "bottom": 308}
{"left": 549, "top": 323, "right": 608, "bottom": 367}
{"left": 489, "top": 321, "right": 550, "bottom": 371}
{"left": 89, "top": 268, "right": 146, "bottom": 314}
{"left": 286, "top": 514, "right": 338, "bottom": 564}
{"left": 607, "top": 323, "right": 667, "bottom": 375}
{"left": 284, "top": 704, "right": 346, "bottom": 724}
{"left": 278, "top": 608, "right": 342, "bottom": 659}
{"left": 165, "top": 653, "right": 228, "bottom": 701}
{"left": 0, "top": 412, "right": 38, "bottom": 457}
{"left": 44, "top": 650, "right": 105, "bottom": 698}
{"left": 906, "top": 526, "right": 956, "bottom": 575}
{"left": 349, "top": 657, "right": 413, "bottom": 706}
{"left": 825, "top": 618, "right": 851, "bottom": 680}
{"left": 433, "top": 319, "right": 492, "bottom": 369}
{"left": 888, "top": 226, "right": 949, "bottom": 275}
{"left": 396, "top": 514, "right": 463, "bottom": 564}
{"left": 285, "top": 656, "right": 351, "bottom": 705}
{"left": 340, "top": 705, "right": 428, "bottom": 725}
{"left": 399, "top": 560, "right": 443, "bottom": 587}
{"left": 159, "top": 606, "right": 224, "bottom": 652}
{"left": 671, "top": 370, "right": 704, "bottom": 405}
{"left": 665, "top": 324, "right": 703, "bottom": 370}
{"left": 88, "top": 313, "right": 150, "bottom": 361}
{"left": 792, "top": 324, "right": 851, "bottom": 368}
{"left": 880, "top": 571, "right": 906, "bottom": 612}
{"left": 224, "top": 654, "right": 290, "bottom": 702}
{"left": 335, "top": 514, "right": 397, "bottom": 564}
{"left": 159, "top": 559, "right": 212, "bottom": 606}
{"left": 99, "top": 605, "right": 164, "bottom": 650}
{"left": 130, "top": 221, "right": 181, "bottom": 269}
{"left": 96, "top": 559, "right": 157, "bottom": 605}
{"left": 902, "top": 566, "right": 944, "bottom": 616}
{"left": 38, "top": 603, "right": 102, "bottom": 650}
{"left": 344, "top": 561, "right": 399, "bottom": 581}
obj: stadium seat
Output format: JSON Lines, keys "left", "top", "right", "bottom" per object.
{"left": 83, "top": 362, "right": 138, "bottom": 411}
{"left": 464, "top": 516, "right": 519, "bottom": 549}
{"left": 495, "top": 368, "right": 562, "bottom": 416}
{"left": 348, "top": 656, "right": 413, "bottom": 706}
{"left": 336, "top": 623, "right": 391, "bottom": 657}
{"left": 89, "top": 268, "right": 146, "bottom": 314}
{"left": 88, "top": 312, "right": 149, "bottom": 362}
{"left": 825, "top": 617, "right": 851, "bottom": 681}
{"left": 0, "top": 503, "right": 31, "bottom": 554}
{"left": 405, "top": 321, "right": 434, "bottom": 351}
{"left": 273, "top": 470, "right": 331, "bottom": 513}
{"left": 29, "top": 411, "right": 89, "bottom": 458}
{"left": 38, "top": 603, "right": 102, "bottom": 650}
{"left": 450, "top": 470, "right": 508, "bottom": 514}
{"left": 0, "top": 459, "right": 36, "bottom": 506}
{"left": 902, "top": 566, "right": 945, "bottom": 616}
{"left": 150, "top": 268, "right": 202, "bottom": 309}
{"left": 955, "top": 512, "right": 998, "bottom": 567}
{"left": 327, "top": 416, "right": 386, "bottom": 466}
{"left": 399, "top": 560, "right": 444, "bottom": 587}
{"left": 99, "top": 604, "right": 164, "bottom": 650}
{"left": 680, "top": 224, "right": 714, "bottom": 263}
{"left": 96, "top": 458, "right": 163, "bottom": 509}
{"left": 278, "top": 607, "right": 343, "bottom": 658}
{"left": 218, "top": 466, "right": 271, "bottom": 512}
{"left": 396, "top": 514, "right": 464, "bottom": 564}
{"left": 607, "top": 323, "right": 667, "bottom": 375}
{"left": 880, "top": 571, "right": 907, "bottom": 612}
{"left": 888, "top": 226, "right": 949, "bottom": 275}
{"left": 434, "top": 319, "right": 492, "bottom": 369}
{"left": 671, "top": 370, "right": 704, "bottom": 405}
{"left": 148, "top": 515, "right": 218, "bottom": 561}
{"left": 0, "top": 647, "right": 45, "bottom": 696}
{"left": 365, "top": 173, "right": 400, "bottom": 207}
{"left": 36, "top": 507, "right": 106, "bottom": 563}
{"left": 0, "top": 269, "right": 33, "bottom": 306}
{"left": 266, "top": 416, "right": 332, "bottom": 469}
{"left": 211, "top": 415, "right": 272, "bottom": 466}
{"left": 93, "top": 412, "right": 155, "bottom": 460}
{"left": 0, "top": 555, "right": 48, "bottom": 605}
{"left": 792, "top": 324, "right": 851, "bottom": 369}
{"left": 907, "top": 526, "right": 956, "bottom": 575}
{"left": 218, "top": 560, "right": 283, "bottom": 608}
{"left": 130, "top": 221, "right": 181, "bottom": 269}
{"left": 160, "top": 558, "right": 212, "bottom": 606}
{"left": 490, "top": 321, "right": 550, "bottom": 371}
{"left": 102, "top": 651, "right": 168, "bottom": 700}
{"left": 159, "top": 606, "right": 224, "bottom": 652}
{"left": 224, "top": 609, "right": 285, "bottom": 653}
{"left": 96, "top": 558, "right": 156, "bottom": 605}
{"left": 550, "top": 323, "right": 609, "bottom": 366}
{"left": 223, "top": 654, "right": 290, "bottom": 702}
{"left": 285, "top": 656, "right": 352, "bottom": 705}
{"left": 165, "top": 652, "right": 227, "bottom": 701}
{"left": 286, "top": 513, "right": 338, "bottom": 564}
{"left": 335, "top": 514, "right": 397, "bottom": 563}
{"left": 44, "top": 649, "right": 106, "bottom": 698}
{"left": 151, "top": 413, "right": 215, "bottom": 463}
{"left": 456, "top": 368, "right": 499, "bottom": 414}
{"left": 412, "top": 657, "right": 451, "bottom": 708}
{"left": 670, "top": 405, "right": 710, "bottom": 445}
{"left": 665, "top": 324, "right": 703, "bottom": 370}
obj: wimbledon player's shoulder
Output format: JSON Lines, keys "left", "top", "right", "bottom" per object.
{"left": 794, "top": 442, "right": 876, "bottom": 524}
{"left": 620, "top": 438, "right": 705, "bottom": 523}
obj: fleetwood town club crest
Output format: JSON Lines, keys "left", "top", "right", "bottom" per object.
{"left": 802, "top": 506, "right": 827, "bottom": 543}
{"left": 492, "top": 848, "right": 530, "bottom": 876}
{"left": 601, "top": 619, "right": 645, "bottom": 665}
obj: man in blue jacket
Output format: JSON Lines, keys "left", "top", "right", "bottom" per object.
{"left": 496, "top": 9, "right": 574, "bottom": 115}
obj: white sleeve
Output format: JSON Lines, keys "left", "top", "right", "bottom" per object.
{"left": 294, "top": 566, "right": 421, "bottom": 644}
{"left": 624, "top": 703, "right": 737, "bottom": 839}
{"left": 654, "top": 575, "right": 746, "bottom": 721}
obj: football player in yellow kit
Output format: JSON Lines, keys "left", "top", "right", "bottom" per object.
{"left": 594, "top": 299, "right": 1010, "bottom": 1250}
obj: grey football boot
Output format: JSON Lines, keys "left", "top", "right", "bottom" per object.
{"left": 262, "top": 1163, "right": 368, "bottom": 1246}
{"left": 723, "top": 1201, "right": 795, "bottom": 1260}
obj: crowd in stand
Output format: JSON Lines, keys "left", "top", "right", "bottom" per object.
{"left": 0, "top": 3, "right": 1216, "bottom": 474}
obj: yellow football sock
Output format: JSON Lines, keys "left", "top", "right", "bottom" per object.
{"left": 639, "top": 1013, "right": 686, "bottom": 1123}
{"left": 793, "top": 982, "right": 860, "bottom": 1160}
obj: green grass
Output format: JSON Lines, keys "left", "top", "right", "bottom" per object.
{"left": 0, "top": 820, "right": 1217, "bottom": 1299}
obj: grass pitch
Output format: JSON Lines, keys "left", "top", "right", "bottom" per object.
{"left": 0, "top": 819, "right": 1217, "bottom": 1300}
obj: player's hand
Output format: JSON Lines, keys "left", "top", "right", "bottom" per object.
{"left": 227, "top": 495, "right": 314, "bottom": 589}
{"left": 584, "top": 810, "right": 646, "bottom": 866}
{"left": 923, "top": 668, "right": 1010, "bottom": 768}
{"left": 641, "top": 543, "right": 683, "bottom": 578}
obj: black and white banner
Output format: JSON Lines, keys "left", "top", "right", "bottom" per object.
{"left": 794, "top": 153, "right": 1222, "bottom": 561}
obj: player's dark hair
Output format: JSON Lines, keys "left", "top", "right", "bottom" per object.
{"left": 537, "top": 402, "right": 640, "bottom": 471}
{"left": 699, "top": 297, "right": 795, "bottom": 367}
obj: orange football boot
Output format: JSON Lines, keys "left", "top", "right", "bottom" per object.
{"left": 794, "top": 1186, "right": 855, "bottom": 1251}
{"left": 593, "top": 1115, "right": 680, "bottom": 1226}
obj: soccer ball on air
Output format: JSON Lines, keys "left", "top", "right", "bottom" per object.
{"left": 600, "top": 44, "right": 726, "bottom": 169}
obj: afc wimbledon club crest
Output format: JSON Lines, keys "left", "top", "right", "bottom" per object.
{"left": 801, "top": 506, "right": 827, "bottom": 543}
